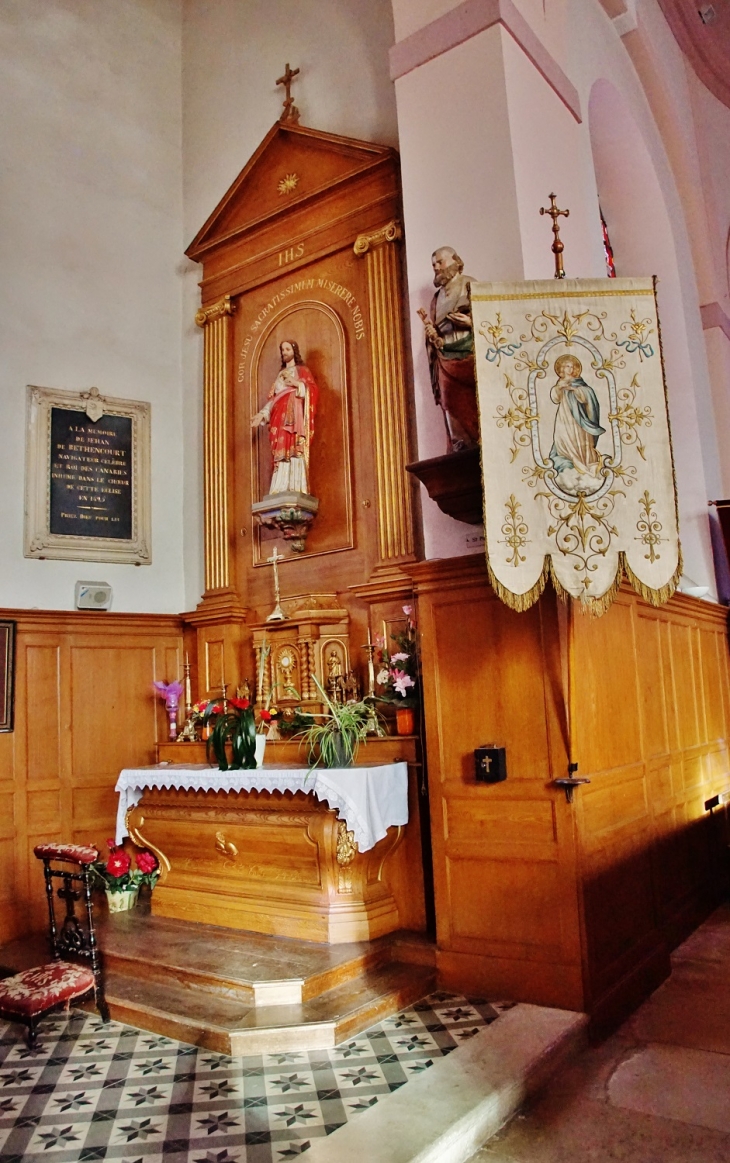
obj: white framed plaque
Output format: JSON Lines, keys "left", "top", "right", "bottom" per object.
{"left": 24, "top": 385, "right": 151, "bottom": 565}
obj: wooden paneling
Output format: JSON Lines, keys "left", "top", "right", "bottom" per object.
{"left": 412, "top": 557, "right": 582, "bottom": 1012}
{"left": 412, "top": 555, "right": 730, "bottom": 1033}
{"left": 0, "top": 608, "right": 183, "bottom": 945}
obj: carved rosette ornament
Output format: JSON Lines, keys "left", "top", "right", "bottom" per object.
{"left": 353, "top": 220, "right": 415, "bottom": 565}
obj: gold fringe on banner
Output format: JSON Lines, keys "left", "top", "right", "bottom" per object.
{"left": 485, "top": 546, "right": 684, "bottom": 617}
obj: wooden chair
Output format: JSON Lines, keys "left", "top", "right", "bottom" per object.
{"left": 0, "top": 843, "right": 109, "bottom": 1047}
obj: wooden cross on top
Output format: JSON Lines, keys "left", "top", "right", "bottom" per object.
{"left": 277, "top": 62, "right": 300, "bottom": 124}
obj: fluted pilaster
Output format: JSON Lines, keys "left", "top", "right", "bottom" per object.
{"left": 354, "top": 221, "right": 415, "bottom": 563}
{"left": 195, "top": 295, "right": 236, "bottom": 593}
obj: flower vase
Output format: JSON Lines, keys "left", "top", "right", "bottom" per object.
{"left": 167, "top": 707, "right": 178, "bottom": 741}
{"left": 255, "top": 734, "right": 266, "bottom": 767}
{"left": 396, "top": 707, "right": 415, "bottom": 736}
{"left": 105, "top": 887, "right": 139, "bottom": 913}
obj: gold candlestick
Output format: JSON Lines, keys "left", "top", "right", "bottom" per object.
{"left": 266, "top": 547, "right": 288, "bottom": 622}
{"left": 178, "top": 652, "right": 200, "bottom": 742}
{"left": 362, "top": 627, "right": 377, "bottom": 699}
{"left": 362, "top": 628, "right": 381, "bottom": 734}
{"left": 183, "top": 653, "right": 193, "bottom": 720}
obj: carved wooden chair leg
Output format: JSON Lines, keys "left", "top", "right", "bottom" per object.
{"left": 26, "top": 1017, "right": 39, "bottom": 1050}
{"left": 97, "top": 991, "right": 110, "bottom": 1024}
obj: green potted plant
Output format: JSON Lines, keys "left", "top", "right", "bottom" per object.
{"left": 300, "top": 676, "right": 379, "bottom": 768}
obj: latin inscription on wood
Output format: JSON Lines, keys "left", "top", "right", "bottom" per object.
{"left": 50, "top": 410, "right": 133, "bottom": 540}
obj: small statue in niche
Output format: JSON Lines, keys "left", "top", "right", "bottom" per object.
{"left": 418, "top": 246, "right": 480, "bottom": 452}
{"left": 326, "top": 649, "right": 344, "bottom": 704}
{"left": 252, "top": 339, "right": 319, "bottom": 496}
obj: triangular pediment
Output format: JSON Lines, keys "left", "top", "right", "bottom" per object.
{"left": 186, "top": 121, "right": 397, "bottom": 261}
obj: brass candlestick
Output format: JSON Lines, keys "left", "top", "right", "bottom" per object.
{"left": 362, "top": 628, "right": 380, "bottom": 734}
{"left": 178, "top": 652, "right": 200, "bottom": 742}
{"left": 265, "top": 547, "right": 288, "bottom": 622}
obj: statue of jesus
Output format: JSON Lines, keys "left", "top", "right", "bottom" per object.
{"left": 252, "top": 339, "right": 319, "bottom": 496}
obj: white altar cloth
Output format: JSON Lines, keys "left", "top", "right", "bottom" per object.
{"left": 115, "top": 762, "right": 409, "bottom": 853}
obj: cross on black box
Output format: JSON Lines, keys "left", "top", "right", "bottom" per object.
{"left": 474, "top": 745, "right": 507, "bottom": 783}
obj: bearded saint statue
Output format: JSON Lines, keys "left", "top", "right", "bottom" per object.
{"left": 251, "top": 339, "right": 319, "bottom": 496}
{"left": 419, "top": 246, "right": 480, "bottom": 452}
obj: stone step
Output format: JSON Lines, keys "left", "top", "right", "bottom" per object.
{"left": 304, "top": 1003, "right": 588, "bottom": 1163}
{"left": 103, "top": 961, "right": 436, "bottom": 1055}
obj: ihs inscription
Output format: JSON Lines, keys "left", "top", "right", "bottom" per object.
{"left": 278, "top": 242, "right": 305, "bottom": 267}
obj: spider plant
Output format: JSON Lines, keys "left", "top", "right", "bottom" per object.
{"left": 301, "top": 675, "right": 378, "bottom": 768}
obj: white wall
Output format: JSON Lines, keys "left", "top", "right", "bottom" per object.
{"left": 0, "top": 0, "right": 185, "bottom": 613}
{"left": 180, "top": 0, "right": 400, "bottom": 609}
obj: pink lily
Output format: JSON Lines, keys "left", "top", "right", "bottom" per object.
{"left": 391, "top": 670, "right": 415, "bottom": 697}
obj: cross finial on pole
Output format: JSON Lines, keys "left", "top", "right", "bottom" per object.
{"left": 266, "top": 547, "right": 288, "bottom": 622}
{"left": 539, "top": 193, "right": 570, "bottom": 279}
{"left": 276, "top": 63, "right": 301, "bottom": 124}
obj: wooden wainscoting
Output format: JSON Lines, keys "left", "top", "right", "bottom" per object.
{"left": 412, "top": 557, "right": 730, "bottom": 1031}
{"left": 573, "top": 589, "right": 730, "bottom": 1034}
{"left": 0, "top": 609, "right": 183, "bottom": 945}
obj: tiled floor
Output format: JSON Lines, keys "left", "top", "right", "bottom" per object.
{"left": 0, "top": 993, "right": 512, "bottom": 1162}
{"left": 469, "top": 903, "right": 730, "bottom": 1163}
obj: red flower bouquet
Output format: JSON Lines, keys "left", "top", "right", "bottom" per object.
{"left": 90, "top": 841, "right": 160, "bottom": 895}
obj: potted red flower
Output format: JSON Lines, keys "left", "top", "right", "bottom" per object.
{"left": 198, "top": 697, "right": 267, "bottom": 770}
{"left": 90, "top": 840, "right": 160, "bottom": 912}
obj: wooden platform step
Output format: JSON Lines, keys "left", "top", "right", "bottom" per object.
{"left": 98, "top": 909, "right": 407, "bottom": 1005}
{"left": 0, "top": 907, "right": 437, "bottom": 1054}
{"left": 104, "top": 960, "right": 436, "bottom": 1055}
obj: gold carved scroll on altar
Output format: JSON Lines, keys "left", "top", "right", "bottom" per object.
{"left": 471, "top": 278, "right": 681, "bottom": 616}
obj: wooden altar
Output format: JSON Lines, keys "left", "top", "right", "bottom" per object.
{"left": 165, "top": 108, "right": 431, "bottom": 953}
{"left": 126, "top": 737, "right": 426, "bottom": 945}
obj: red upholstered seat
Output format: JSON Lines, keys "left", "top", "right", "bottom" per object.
{"left": 33, "top": 843, "right": 99, "bottom": 865}
{"left": 0, "top": 962, "right": 95, "bottom": 1017}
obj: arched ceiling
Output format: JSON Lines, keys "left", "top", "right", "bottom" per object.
{"left": 657, "top": 0, "right": 730, "bottom": 108}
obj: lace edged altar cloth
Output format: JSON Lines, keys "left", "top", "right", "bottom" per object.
{"left": 115, "top": 762, "right": 409, "bottom": 853}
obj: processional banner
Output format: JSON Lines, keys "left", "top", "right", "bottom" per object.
{"left": 471, "top": 278, "right": 681, "bottom": 615}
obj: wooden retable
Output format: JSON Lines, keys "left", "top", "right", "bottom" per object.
{"left": 124, "top": 737, "right": 423, "bottom": 945}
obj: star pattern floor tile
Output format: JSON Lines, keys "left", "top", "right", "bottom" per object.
{"left": 0, "top": 992, "right": 514, "bottom": 1161}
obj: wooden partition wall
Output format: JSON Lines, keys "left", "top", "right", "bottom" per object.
{"left": 0, "top": 609, "right": 183, "bottom": 945}
{"left": 412, "top": 556, "right": 730, "bottom": 1035}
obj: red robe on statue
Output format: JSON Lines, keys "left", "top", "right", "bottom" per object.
{"left": 267, "top": 364, "right": 319, "bottom": 468}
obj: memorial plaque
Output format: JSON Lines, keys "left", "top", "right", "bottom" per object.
{"left": 50, "top": 409, "right": 133, "bottom": 540}
{"left": 25, "top": 385, "right": 151, "bottom": 564}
